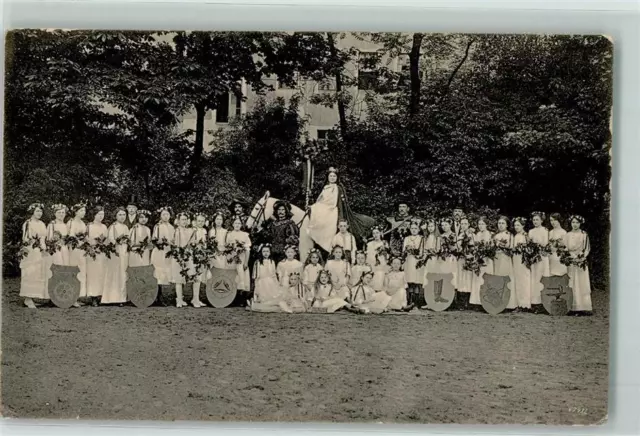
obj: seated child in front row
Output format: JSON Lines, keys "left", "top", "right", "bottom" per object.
{"left": 349, "top": 271, "right": 391, "bottom": 314}
{"left": 383, "top": 257, "right": 411, "bottom": 311}
{"left": 282, "top": 272, "right": 314, "bottom": 313}
{"left": 312, "top": 269, "right": 350, "bottom": 313}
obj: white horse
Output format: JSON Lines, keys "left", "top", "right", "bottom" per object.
{"left": 245, "top": 191, "right": 315, "bottom": 264}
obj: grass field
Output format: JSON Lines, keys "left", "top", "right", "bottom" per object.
{"left": 1, "top": 277, "right": 609, "bottom": 424}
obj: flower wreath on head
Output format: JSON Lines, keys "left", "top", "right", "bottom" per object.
{"left": 50, "top": 203, "right": 67, "bottom": 213}
{"left": 371, "top": 225, "right": 384, "bottom": 234}
{"left": 531, "top": 211, "right": 546, "bottom": 221}
{"left": 440, "top": 217, "right": 453, "bottom": 226}
{"left": 284, "top": 244, "right": 298, "bottom": 253}
{"left": 512, "top": 216, "right": 527, "bottom": 227}
{"left": 28, "top": 202, "right": 45, "bottom": 213}
{"left": 176, "top": 211, "right": 190, "bottom": 220}
{"left": 569, "top": 215, "right": 586, "bottom": 225}
{"left": 192, "top": 211, "right": 210, "bottom": 227}
{"left": 157, "top": 206, "right": 173, "bottom": 215}
{"left": 138, "top": 209, "right": 152, "bottom": 218}
{"left": 258, "top": 242, "right": 272, "bottom": 252}
{"left": 328, "top": 166, "right": 338, "bottom": 174}
{"left": 71, "top": 200, "right": 87, "bottom": 214}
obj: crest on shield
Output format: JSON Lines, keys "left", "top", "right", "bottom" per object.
{"left": 423, "top": 273, "right": 455, "bottom": 312}
{"left": 206, "top": 267, "right": 238, "bottom": 308}
{"left": 127, "top": 265, "right": 158, "bottom": 308}
{"left": 48, "top": 264, "right": 81, "bottom": 308}
{"left": 541, "top": 274, "right": 574, "bottom": 316}
{"left": 480, "top": 274, "right": 512, "bottom": 315}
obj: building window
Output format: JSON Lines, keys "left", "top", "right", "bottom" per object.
{"left": 358, "top": 52, "right": 378, "bottom": 90}
{"left": 318, "top": 79, "right": 335, "bottom": 91}
{"left": 235, "top": 95, "right": 242, "bottom": 117}
{"left": 216, "top": 93, "right": 230, "bottom": 123}
{"left": 317, "top": 129, "right": 336, "bottom": 147}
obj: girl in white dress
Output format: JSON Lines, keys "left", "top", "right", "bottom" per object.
{"left": 190, "top": 212, "right": 209, "bottom": 308}
{"left": 325, "top": 245, "right": 351, "bottom": 300}
{"left": 226, "top": 216, "right": 252, "bottom": 305}
{"left": 331, "top": 219, "right": 358, "bottom": 264}
{"left": 19, "top": 203, "right": 48, "bottom": 308}
{"left": 128, "top": 210, "right": 152, "bottom": 268}
{"left": 564, "top": 215, "right": 593, "bottom": 315}
{"left": 456, "top": 217, "right": 475, "bottom": 310}
{"left": 312, "top": 269, "right": 350, "bottom": 313}
{"left": 349, "top": 271, "right": 391, "bottom": 314}
{"left": 366, "top": 226, "right": 389, "bottom": 291}
{"left": 529, "top": 212, "right": 550, "bottom": 311}
{"left": 208, "top": 211, "right": 229, "bottom": 270}
{"left": 470, "top": 217, "right": 495, "bottom": 307}
{"left": 47, "top": 204, "right": 70, "bottom": 267}
{"left": 548, "top": 213, "right": 568, "bottom": 277}
{"left": 302, "top": 248, "right": 324, "bottom": 288}
{"left": 85, "top": 206, "right": 109, "bottom": 306}
{"left": 403, "top": 220, "right": 424, "bottom": 308}
{"left": 101, "top": 208, "right": 130, "bottom": 305}
{"left": 252, "top": 244, "right": 280, "bottom": 304}
{"left": 420, "top": 219, "right": 440, "bottom": 309}
{"left": 437, "top": 218, "right": 458, "bottom": 292}
{"left": 493, "top": 216, "right": 517, "bottom": 310}
{"left": 67, "top": 202, "right": 88, "bottom": 306}
{"left": 171, "top": 212, "right": 195, "bottom": 308}
{"left": 350, "top": 251, "right": 372, "bottom": 289}
{"left": 151, "top": 207, "right": 174, "bottom": 306}
{"left": 277, "top": 245, "right": 304, "bottom": 288}
{"left": 384, "top": 257, "right": 409, "bottom": 311}
{"left": 511, "top": 217, "right": 531, "bottom": 310}
{"left": 282, "top": 272, "right": 314, "bottom": 313}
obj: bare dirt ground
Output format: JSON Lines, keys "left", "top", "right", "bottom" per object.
{"left": 1, "top": 277, "right": 609, "bottom": 425}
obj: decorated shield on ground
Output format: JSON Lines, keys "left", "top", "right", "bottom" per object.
{"left": 206, "top": 267, "right": 238, "bottom": 308}
{"left": 48, "top": 264, "right": 81, "bottom": 309}
{"left": 480, "top": 274, "right": 512, "bottom": 315}
{"left": 127, "top": 265, "right": 158, "bottom": 308}
{"left": 541, "top": 274, "right": 573, "bottom": 316}
{"left": 423, "top": 273, "right": 455, "bottom": 312}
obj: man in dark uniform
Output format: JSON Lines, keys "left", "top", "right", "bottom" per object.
{"left": 124, "top": 195, "right": 139, "bottom": 229}
{"left": 453, "top": 207, "right": 465, "bottom": 238}
{"left": 227, "top": 199, "right": 249, "bottom": 230}
{"left": 386, "top": 200, "right": 415, "bottom": 257}
{"left": 265, "top": 200, "right": 299, "bottom": 263}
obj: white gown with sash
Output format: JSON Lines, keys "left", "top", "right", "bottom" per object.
{"left": 307, "top": 183, "right": 339, "bottom": 252}
{"left": 101, "top": 223, "right": 130, "bottom": 304}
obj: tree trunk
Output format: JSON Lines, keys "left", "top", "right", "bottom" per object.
{"left": 327, "top": 33, "right": 348, "bottom": 138}
{"left": 190, "top": 100, "right": 207, "bottom": 181}
{"left": 409, "top": 33, "right": 424, "bottom": 117}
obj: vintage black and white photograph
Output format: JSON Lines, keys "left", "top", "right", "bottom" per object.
{"left": 2, "top": 30, "right": 612, "bottom": 424}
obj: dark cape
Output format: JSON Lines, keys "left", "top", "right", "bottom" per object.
{"left": 336, "top": 184, "right": 376, "bottom": 249}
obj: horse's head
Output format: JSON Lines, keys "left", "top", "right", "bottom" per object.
{"left": 245, "top": 191, "right": 271, "bottom": 231}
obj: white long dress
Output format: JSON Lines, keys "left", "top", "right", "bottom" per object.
{"left": 129, "top": 224, "right": 151, "bottom": 267}
{"left": 151, "top": 222, "right": 174, "bottom": 285}
{"left": 493, "top": 231, "right": 517, "bottom": 309}
{"left": 101, "top": 222, "right": 130, "bottom": 304}
{"left": 366, "top": 240, "right": 389, "bottom": 291}
{"left": 384, "top": 271, "right": 408, "bottom": 310}
{"left": 529, "top": 226, "right": 550, "bottom": 305}
{"left": 85, "top": 222, "right": 109, "bottom": 298}
{"left": 19, "top": 219, "right": 49, "bottom": 299}
{"left": 456, "top": 232, "right": 474, "bottom": 294}
{"left": 312, "top": 283, "right": 349, "bottom": 313}
{"left": 325, "top": 259, "right": 351, "bottom": 293}
{"left": 208, "top": 227, "right": 230, "bottom": 270}
{"left": 512, "top": 232, "right": 531, "bottom": 309}
{"left": 350, "top": 284, "right": 391, "bottom": 314}
{"left": 302, "top": 263, "right": 323, "bottom": 288}
{"left": 549, "top": 228, "right": 568, "bottom": 276}
{"left": 277, "top": 259, "right": 304, "bottom": 288}
{"left": 331, "top": 231, "right": 357, "bottom": 264}
{"left": 435, "top": 233, "right": 458, "bottom": 289}
{"left": 403, "top": 235, "right": 424, "bottom": 285}
{"left": 47, "top": 221, "right": 70, "bottom": 266}
{"left": 190, "top": 227, "right": 209, "bottom": 283}
{"left": 170, "top": 227, "right": 195, "bottom": 284}
{"left": 226, "top": 230, "right": 251, "bottom": 290}
{"left": 67, "top": 219, "right": 88, "bottom": 297}
{"left": 470, "top": 230, "right": 495, "bottom": 305}
{"left": 564, "top": 231, "right": 592, "bottom": 311}
{"left": 350, "top": 264, "right": 372, "bottom": 288}
{"left": 307, "top": 183, "right": 339, "bottom": 252}
{"left": 253, "top": 260, "right": 280, "bottom": 303}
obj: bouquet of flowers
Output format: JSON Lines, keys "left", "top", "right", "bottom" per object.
{"left": 494, "top": 237, "right": 512, "bottom": 257}
{"left": 559, "top": 249, "right": 588, "bottom": 269}
{"left": 416, "top": 249, "right": 438, "bottom": 268}
{"left": 190, "top": 241, "right": 209, "bottom": 273}
{"left": 475, "top": 240, "right": 497, "bottom": 261}
{"left": 64, "top": 232, "right": 87, "bottom": 250}
{"left": 46, "top": 230, "right": 63, "bottom": 255}
{"left": 438, "top": 234, "right": 458, "bottom": 261}
{"left": 166, "top": 245, "right": 194, "bottom": 281}
{"left": 223, "top": 241, "right": 247, "bottom": 264}
{"left": 462, "top": 253, "right": 482, "bottom": 275}
{"left": 456, "top": 232, "right": 475, "bottom": 260}
{"left": 516, "top": 240, "right": 545, "bottom": 269}
{"left": 115, "top": 234, "right": 130, "bottom": 246}
{"left": 18, "top": 235, "right": 42, "bottom": 261}
{"left": 151, "top": 236, "right": 170, "bottom": 251}
{"left": 96, "top": 235, "right": 116, "bottom": 259}
{"left": 129, "top": 236, "right": 153, "bottom": 258}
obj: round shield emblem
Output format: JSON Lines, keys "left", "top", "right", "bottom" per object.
{"left": 206, "top": 267, "right": 238, "bottom": 308}
{"left": 541, "top": 275, "right": 574, "bottom": 316}
{"left": 127, "top": 265, "right": 158, "bottom": 308}
{"left": 423, "top": 273, "right": 455, "bottom": 312}
{"left": 48, "top": 265, "right": 81, "bottom": 308}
